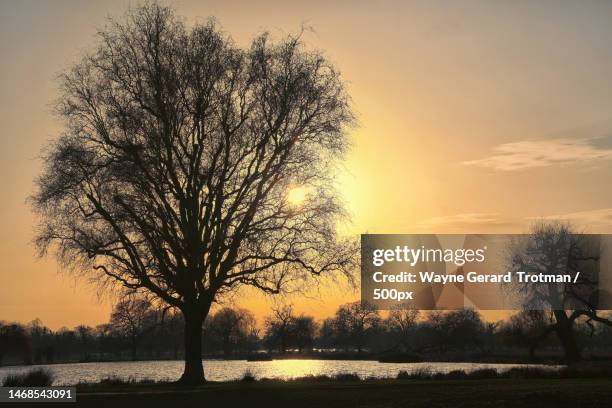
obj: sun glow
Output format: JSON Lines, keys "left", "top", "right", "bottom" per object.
{"left": 287, "top": 186, "right": 308, "bottom": 206}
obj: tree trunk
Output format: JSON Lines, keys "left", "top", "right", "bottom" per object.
{"left": 223, "top": 336, "right": 231, "bottom": 357}
{"left": 131, "top": 335, "right": 137, "bottom": 361}
{"left": 553, "top": 310, "right": 581, "bottom": 362}
{"left": 179, "top": 312, "right": 205, "bottom": 384}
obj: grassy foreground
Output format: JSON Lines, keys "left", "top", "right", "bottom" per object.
{"left": 30, "top": 378, "right": 612, "bottom": 408}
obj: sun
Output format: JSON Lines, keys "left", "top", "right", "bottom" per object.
{"left": 287, "top": 186, "right": 308, "bottom": 206}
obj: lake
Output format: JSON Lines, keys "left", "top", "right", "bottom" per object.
{"left": 0, "top": 360, "right": 563, "bottom": 385}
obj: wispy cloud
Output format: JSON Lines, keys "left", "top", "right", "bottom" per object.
{"left": 528, "top": 208, "right": 612, "bottom": 232}
{"left": 463, "top": 138, "right": 612, "bottom": 171}
{"left": 412, "top": 213, "right": 520, "bottom": 232}
{"left": 413, "top": 209, "right": 612, "bottom": 234}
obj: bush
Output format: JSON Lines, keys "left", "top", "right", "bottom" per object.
{"left": 397, "top": 367, "right": 500, "bottom": 380}
{"left": 506, "top": 367, "right": 554, "bottom": 379}
{"left": 99, "top": 376, "right": 132, "bottom": 386}
{"left": 241, "top": 369, "right": 256, "bottom": 383}
{"left": 2, "top": 369, "right": 54, "bottom": 387}
{"left": 260, "top": 373, "right": 361, "bottom": 382}
{"left": 291, "top": 374, "right": 332, "bottom": 382}
{"left": 467, "top": 368, "right": 499, "bottom": 379}
{"left": 436, "top": 370, "right": 468, "bottom": 380}
{"left": 332, "top": 373, "right": 361, "bottom": 381}
{"left": 96, "top": 376, "right": 157, "bottom": 386}
{"left": 504, "top": 366, "right": 612, "bottom": 379}
{"left": 397, "top": 367, "right": 433, "bottom": 380}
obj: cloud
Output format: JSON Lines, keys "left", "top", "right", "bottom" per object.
{"left": 413, "top": 209, "right": 612, "bottom": 234}
{"left": 528, "top": 208, "right": 612, "bottom": 232}
{"left": 463, "top": 138, "right": 612, "bottom": 171}
{"left": 412, "top": 213, "right": 520, "bottom": 233}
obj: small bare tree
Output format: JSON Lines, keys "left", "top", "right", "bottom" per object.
{"left": 32, "top": 3, "right": 355, "bottom": 383}
{"left": 387, "top": 304, "right": 419, "bottom": 351}
{"left": 333, "top": 301, "right": 380, "bottom": 353}
{"left": 206, "top": 307, "right": 257, "bottom": 356}
{"left": 264, "top": 305, "right": 296, "bottom": 353}
{"left": 110, "top": 296, "right": 159, "bottom": 361}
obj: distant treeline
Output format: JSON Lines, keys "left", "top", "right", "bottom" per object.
{"left": 2, "top": 300, "right": 612, "bottom": 366}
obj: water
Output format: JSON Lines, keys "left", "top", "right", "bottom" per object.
{"left": 0, "top": 360, "right": 563, "bottom": 385}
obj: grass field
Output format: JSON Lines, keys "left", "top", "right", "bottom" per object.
{"left": 33, "top": 378, "right": 612, "bottom": 408}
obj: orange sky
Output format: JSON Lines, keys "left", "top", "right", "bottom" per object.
{"left": 2, "top": 0, "right": 612, "bottom": 329}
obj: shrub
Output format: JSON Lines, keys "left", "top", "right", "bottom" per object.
{"left": 332, "top": 373, "right": 361, "bottom": 381}
{"left": 397, "top": 367, "right": 500, "bottom": 380}
{"left": 98, "top": 376, "right": 133, "bottom": 386}
{"left": 467, "top": 368, "right": 499, "bottom": 379}
{"left": 397, "top": 367, "right": 433, "bottom": 380}
{"left": 96, "top": 376, "right": 157, "bottom": 386}
{"left": 436, "top": 370, "right": 468, "bottom": 380}
{"left": 241, "top": 369, "right": 256, "bottom": 383}
{"left": 396, "top": 370, "right": 410, "bottom": 379}
{"left": 291, "top": 374, "right": 332, "bottom": 382}
{"left": 506, "top": 367, "right": 553, "bottom": 379}
{"left": 2, "top": 369, "right": 54, "bottom": 387}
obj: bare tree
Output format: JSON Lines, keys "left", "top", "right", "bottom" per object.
{"left": 110, "top": 296, "right": 160, "bottom": 361}
{"left": 0, "top": 323, "right": 31, "bottom": 365}
{"left": 508, "top": 222, "right": 611, "bottom": 361}
{"left": 31, "top": 3, "right": 355, "bottom": 383}
{"left": 264, "top": 305, "right": 295, "bottom": 353}
{"left": 386, "top": 304, "right": 419, "bottom": 352}
{"left": 292, "top": 314, "right": 317, "bottom": 353}
{"left": 206, "top": 307, "right": 257, "bottom": 356}
{"left": 75, "top": 325, "right": 94, "bottom": 361}
{"left": 501, "top": 310, "right": 554, "bottom": 359}
{"left": 333, "top": 301, "right": 380, "bottom": 352}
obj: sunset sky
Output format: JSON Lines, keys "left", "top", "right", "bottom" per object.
{"left": 1, "top": 0, "right": 612, "bottom": 329}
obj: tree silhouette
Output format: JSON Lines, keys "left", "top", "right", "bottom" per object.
{"left": 110, "top": 296, "right": 160, "bottom": 361}
{"left": 206, "top": 307, "right": 257, "bottom": 356}
{"left": 508, "top": 222, "right": 611, "bottom": 361}
{"left": 0, "top": 323, "right": 31, "bottom": 365}
{"left": 264, "top": 305, "right": 296, "bottom": 353}
{"left": 32, "top": 3, "right": 355, "bottom": 383}
{"left": 333, "top": 301, "right": 380, "bottom": 352}
{"left": 292, "top": 314, "right": 317, "bottom": 352}
{"left": 501, "top": 310, "right": 553, "bottom": 359}
{"left": 387, "top": 304, "right": 419, "bottom": 352}
{"left": 75, "top": 325, "right": 94, "bottom": 361}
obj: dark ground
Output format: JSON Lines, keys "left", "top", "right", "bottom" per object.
{"left": 14, "top": 378, "right": 612, "bottom": 408}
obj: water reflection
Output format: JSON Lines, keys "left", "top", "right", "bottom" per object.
{"left": 0, "top": 359, "right": 563, "bottom": 385}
